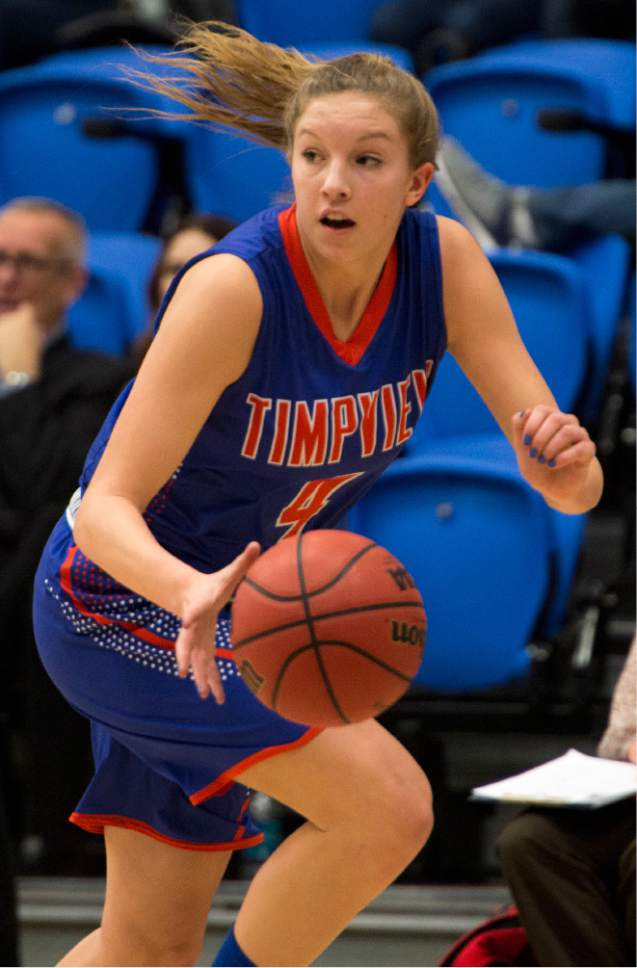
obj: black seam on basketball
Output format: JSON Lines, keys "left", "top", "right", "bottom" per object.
{"left": 295, "top": 534, "right": 349, "bottom": 723}
{"left": 232, "top": 600, "right": 425, "bottom": 649}
{"left": 271, "top": 640, "right": 351, "bottom": 725}
{"left": 269, "top": 638, "right": 412, "bottom": 721}
{"left": 242, "top": 540, "right": 378, "bottom": 602}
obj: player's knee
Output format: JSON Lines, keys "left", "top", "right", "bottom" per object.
{"left": 104, "top": 915, "right": 205, "bottom": 966}
{"left": 395, "top": 781, "right": 434, "bottom": 857}
{"left": 369, "top": 767, "right": 434, "bottom": 863}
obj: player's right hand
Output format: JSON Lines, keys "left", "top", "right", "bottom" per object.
{"left": 175, "top": 541, "right": 261, "bottom": 702}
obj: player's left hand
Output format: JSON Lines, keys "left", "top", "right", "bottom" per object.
{"left": 511, "top": 406, "right": 597, "bottom": 507}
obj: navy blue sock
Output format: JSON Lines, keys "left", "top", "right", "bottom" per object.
{"left": 211, "top": 924, "right": 255, "bottom": 967}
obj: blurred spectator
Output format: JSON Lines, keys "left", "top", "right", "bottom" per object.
{"left": 371, "top": 0, "right": 635, "bottom": 75}
{"left": 435, "top": 136, "right": 636, "bottom": 252}
{"left": 371, "top": 0, "right": 540, "bottom": 74}
{"left": 132, "top": 212, "right": 237, "bottom": 367}
{"left": 497, "top": 638, "right": 636, "bottom": 967}
{"left": 541, "top": 0, "right": 635, "bottom": 40}
{"left": 0, "top": 197, "right": 132, "bottom": 875}
{"left": 0, "top": 0, "right": 117, "bottom": 69}
{"left": 0, "top": 1, "right": 237, "bottom": 71}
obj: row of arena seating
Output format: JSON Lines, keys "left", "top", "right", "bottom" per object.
{"left": 2, "top": 18, "right": 633, "bottom": 706}
{"left": 1, "top": 37, "right": 633, "bottom": 225}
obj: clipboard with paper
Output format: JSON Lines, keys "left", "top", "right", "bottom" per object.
{"left": 471, "top": 748, "right": 637, "bottom": 808}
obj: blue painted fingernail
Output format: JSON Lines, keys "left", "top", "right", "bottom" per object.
{"left": 548, "top": 458, "right": 556, "bottom": 468}
{"left": 538, "top": 455, "right": 546, "bottom": 464}
{"left": 524, "top": 435, "right": 532, "bottom": 446}
{"left": 530, "top": 447, "right": 537, "bottom": 458}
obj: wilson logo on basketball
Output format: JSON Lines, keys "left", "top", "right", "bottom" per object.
{"left": 239, "top": 660, "right": 264, "bottom": 694}
{"left": 387, "top": 567, "right": 416, "bottom": 591}
{"left": 390, "top": 621, "right": 425, "bottom": 648}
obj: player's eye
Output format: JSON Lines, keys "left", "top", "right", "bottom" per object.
{"left": 302, "top": 149, "right": 321, "bottom": 163}
{"left": 356, "top": 155, "right": 381, "bottom": 167}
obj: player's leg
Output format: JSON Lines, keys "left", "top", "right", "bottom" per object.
{"left": 58, "top": 826, "right": 231, "bottom": 967}
{"left": 229, "top": 717, "right": 433, "bottom": 967}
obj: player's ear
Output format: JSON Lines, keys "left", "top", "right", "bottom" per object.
{"left": 405, "top": 162, "right": 434, "bottom": 207}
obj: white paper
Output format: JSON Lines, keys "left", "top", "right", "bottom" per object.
{"left": 471, "top": 748, "right": 637, "bottom": 808}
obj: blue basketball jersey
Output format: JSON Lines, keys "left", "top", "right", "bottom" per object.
{"left": 33, "top": 203, "right": 447, "bottom": 846}
{"left": 77, "top": 204, "right": 446, "bottom": 578}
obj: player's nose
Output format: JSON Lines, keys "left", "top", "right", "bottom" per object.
{"left": 321, "top": 161, "right": 351, "bottom": 200}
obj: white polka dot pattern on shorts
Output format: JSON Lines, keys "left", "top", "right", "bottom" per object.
{"left": 44, "top": 577, "right": 238, "bottom": 681}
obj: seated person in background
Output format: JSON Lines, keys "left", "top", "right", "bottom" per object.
{"left": 131, "top": 212, "right": 237, "bottom": 367}
{"left": 435, "top": 137, "right": 636, "bottom": 253}
{"left": 497, "top": 637, "right": 636, "bottom": 967}
{"left": 0, "top": 196, "right": 132, "bottom": 874}
{"left": 371, "top": 0, "right": 540, "bottom": 74}
{"left": 371, "top": 0, "right": 634, "bottom": 75}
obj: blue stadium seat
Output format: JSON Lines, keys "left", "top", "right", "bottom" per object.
{"left": 87, "top": 232, "right": 162, "bottom": 342}
{"left": 186, "top": 132, "right": 292, "bottom": 224}
{"left": 349, "top": 446, "right": 554, "bottom": 690}
{"left": 424, "top": 39, "right": 635, "bottom": 187}
{"left": 0, "top": 47, "right": 179, "bottom": 231}
{"left": 235, "top": 0, "right": 389, "bottom": 47}
{"left": 406, "top": 434, "right": 587, "bottom": 638}
{"left": 568, "top": 234, "right": 632, "bottom": 422}
{"left": 477, "top": 39, "right": 635, "bottom": 132}
{"left": 0, "top": 66, "right": 154, "bottom": 231}
{"left": 67, "top": 265, "right": 132, "bottom": 356}
{"left": 408, "top": 248, "right": 591, "bottom": 449}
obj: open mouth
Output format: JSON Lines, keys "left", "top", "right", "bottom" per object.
{"left": 320, "top": 216, "right": 355, "bottom": 230}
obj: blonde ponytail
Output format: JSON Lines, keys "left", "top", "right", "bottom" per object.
{"left": 128, "top": 21, "right": 315, "bottom": 149}
{"left": 129, "top": 20, "right": 439, "bottom": 166}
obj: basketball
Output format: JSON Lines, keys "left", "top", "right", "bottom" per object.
{"left": 231, "top": 529, "right": 426, "bottom": 727}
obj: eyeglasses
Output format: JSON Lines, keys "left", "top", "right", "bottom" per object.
{"left": 0, "top": 249, "right": 74, "bottom": 275}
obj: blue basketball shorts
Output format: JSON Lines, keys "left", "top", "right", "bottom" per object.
{"left": 32, "top": 517, "right": 321, "bottom": 851}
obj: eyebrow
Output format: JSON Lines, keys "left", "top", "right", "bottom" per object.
{"left": 297, "top": 128, "right": 393, "bottom": 142}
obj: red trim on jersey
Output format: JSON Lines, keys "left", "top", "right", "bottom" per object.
{"left": 278, "top": 204, "right": 397, "bottom": 366}
{"left": 69, "top": 812, "right": 264, "bottom": 852}
{"left": 59, "top": 545, "right": 177, "bottom": 650}
{"left": 190, "top": 725, "right": 323, "bottom": 805}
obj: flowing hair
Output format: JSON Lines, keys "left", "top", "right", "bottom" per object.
{"left": 127, "top": 20, "right": 439, "bottom": 166}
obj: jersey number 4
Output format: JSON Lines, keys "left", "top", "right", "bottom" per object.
{"left": 276, "top": 472, "right": 363, "bottom": 538}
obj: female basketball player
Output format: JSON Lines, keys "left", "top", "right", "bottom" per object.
{"left": 32, "top": 21, "right": 602, "bottom": 968}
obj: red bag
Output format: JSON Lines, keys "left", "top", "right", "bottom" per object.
{"left": 438, "top": 905, "right": 536, "bottom": 967}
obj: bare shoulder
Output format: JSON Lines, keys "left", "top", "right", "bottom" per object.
{"left": 435, "top": 215, "right": 485, "bottom": 271}
{"left": 146, "top": 252, "right": 263, "bottom": 385}
{"left": 161, "top": 253, "right": 263, "bottom": 334}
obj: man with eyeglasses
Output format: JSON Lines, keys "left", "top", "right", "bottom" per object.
{"left": 0, "top": 197, "right": 131, "bottom": 889}
{"left": 0, "top": 198, "right": 89, "bottom": 391}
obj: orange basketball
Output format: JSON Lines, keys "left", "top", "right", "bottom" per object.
{"left": 231, "top": 529, "right": 426, "bottom": 727}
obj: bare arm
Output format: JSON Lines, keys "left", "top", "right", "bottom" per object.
{"left": 438, "top": 217, "right": 603, "bottom": 515}
{"left": 597, "top": 637, "right": 636, "bottom": 761}
{"left": 74, "top": 254, "right": 263, "bottom": 699}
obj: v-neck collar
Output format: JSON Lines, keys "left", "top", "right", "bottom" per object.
{"left": 278, "top": 204, "right": 398, "bottom": 367}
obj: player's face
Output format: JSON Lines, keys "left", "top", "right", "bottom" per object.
{"left": 291, "top": 92, "right": 433, "bottom": 262}
{"left": 0, "top": 209, "right": 86, "bottom": 330}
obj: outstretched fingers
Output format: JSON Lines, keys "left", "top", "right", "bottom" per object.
{"left": 215, "top": 540, "right": 262, "bottom": 607}
{"left": 175, "top": 541, "right": 261, "bottom": 701}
